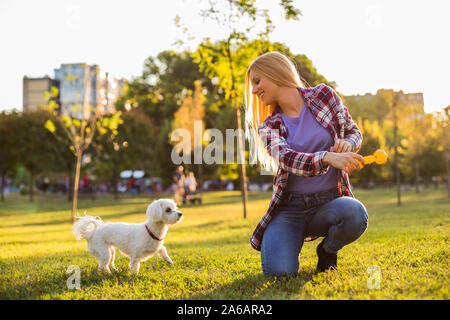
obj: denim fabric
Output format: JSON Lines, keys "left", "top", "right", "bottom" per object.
{"left": 260, "top": 188, "right": 368, "bottom": 277}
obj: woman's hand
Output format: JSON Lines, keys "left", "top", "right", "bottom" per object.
{"left": 323, "top": 151, "right": 364, "bottom": 174}
{"left": 330, "top": 139, "right": 353, "bottom": 153}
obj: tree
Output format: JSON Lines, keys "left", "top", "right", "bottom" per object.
{"left": 377, "top": 90, "right": 402, "bottom": 205}
{"left": 171, "top": 80, "right": 206, "bottom": 157}
{"left": 351, "top": 118, "right": 390, "bottom": 187}
{"left": 45, "top": 73, "right": 123, "bottom": 222}
{"left": 181, "top": 0, "right": 301, "bottom": 218}
{"left": 16, "top": 111, "right": 58, "bottom": 201}
{"left": 292, "top": 54, "right": 336, "bottom": 89}
{"left": 170, "top": 80, "right": 207, "bottom": 195}
{"left": 434, "top": 106, "right": 450, "bottom": 197}
{"left": 91, "top": 109, "right": 157, "bottom": 199}
{"left": 115, "top": 51, "right": 215, "bottom": 187}
{"left": 0, "top": 111, "right": 21, "bottom": 200}
{"left": 343, "top": 93, "right": 390, "bottom": 125}
{"left": 115, "top": 46, "right": 333, "bottom": 190}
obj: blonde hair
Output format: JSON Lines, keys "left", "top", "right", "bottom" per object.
{"left": 244, "top": 52, "right": 305, "bottom": 173}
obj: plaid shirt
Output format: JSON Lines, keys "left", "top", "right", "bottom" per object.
{"left": 250, "top": 83, "right": 363, "bottom": 251}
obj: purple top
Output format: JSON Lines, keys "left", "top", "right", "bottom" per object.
{"left": 281, "top": 103, "right": 339, "bottom": 194}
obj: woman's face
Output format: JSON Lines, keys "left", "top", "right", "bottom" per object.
{"left": 249, "top": 69, "right": 279, "bottom": 105}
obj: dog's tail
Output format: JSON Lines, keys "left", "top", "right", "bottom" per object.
{"left": 72, "top": 212, "right": 104, "bottom": 241}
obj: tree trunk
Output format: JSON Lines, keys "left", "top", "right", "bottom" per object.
{"left": 446, "top": 148, "right": 450, "bottom": 198}
{"left": 72, "top": 150, "right": 82, "bottom": 223}
{"left": 226, "top": 41, "right": 248, "bottom": 219}
{"left": 393, "top": 95, "right": 401, "bottom": 206}
{"left": 198, "top": 164, "right": 203, "bottom": 193}
{"left": 29, "top": 171, "right": 34, "bottom": 202}
{"left": 415, "top": 153, "right": 420, "bottom": 193}
{"left": 1, "top": 172, "right": 5, "bottom": 201}
{"left": 112, "top": 168, "right": 119, "bottom": 200}
{"left": 235, "top": 105, "right": 248, "bottom": 218}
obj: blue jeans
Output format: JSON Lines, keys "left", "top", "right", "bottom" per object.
{"left": 261, "top": 188, "right": 368, "bottom": 277}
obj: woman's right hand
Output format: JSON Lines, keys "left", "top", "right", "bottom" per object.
{"left": 323, "top": 152, "right": 364, "bottom": 174}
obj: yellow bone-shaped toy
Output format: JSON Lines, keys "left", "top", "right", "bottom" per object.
{"left": 357, "top": 149, "right": 388, "bottom": 168}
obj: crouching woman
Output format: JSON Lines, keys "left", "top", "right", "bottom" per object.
{"left": 244, "top": 52, "right": 368, "bottom": 276}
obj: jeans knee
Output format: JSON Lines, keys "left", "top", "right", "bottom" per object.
{"left": 261, "top": 249, "right": 299, "bottom": 277}
{"left": 348, "top": 201, "right": 368, "bottom": 234}
{"left": 263, "top": 263, "right": 298, "bottom": 277}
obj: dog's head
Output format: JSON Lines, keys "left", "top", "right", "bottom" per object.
{"left": 146, "top": 199, "right": 183, "bottom": 225}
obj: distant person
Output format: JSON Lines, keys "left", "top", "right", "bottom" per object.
{"left": 173, "top": 166, "right": 185, "bottom": 205}
{"left": 185, "top": 171, "right": 197, "bottom": 193}
{"left": 82, "top": 175, "right": 90, "bottom": 192}
{"left": 151, "top": 175, "right": 157, "bottom": 193}
{"left": 245, "top": 52, "right": 368, "bottom": 277}
{"left": 41, "top": 177, "right": 50, "bottom": 194}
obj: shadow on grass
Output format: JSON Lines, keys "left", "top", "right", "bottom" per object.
{"left": 174, "top": 220, "right": 228, "bottom": 232}
{"left": 195, "top": 193, "right": 271, "bottom": 207}
{"left": 182, "top": 269, "right": 317, "bottom": 300}
{"left": 0, "top": 250, "right": 153, "bottom": 299}
{"left": 0, "top": 241, "right": 318, "bottom": 300}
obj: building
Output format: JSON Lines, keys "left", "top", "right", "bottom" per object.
{"left": 23, "top": 63, "right": 125, "bottom": 117}
{"left": 54, "top": 63, "right": 125, "bottom": 118}
{"left": 376, "top": 89, "right": 424, "bottom": 108}
{"left": 344, "top": 89, "right": 425, "bottom": 123}
{"left": 22, "top": 75, "right": 59, "bottom": 113}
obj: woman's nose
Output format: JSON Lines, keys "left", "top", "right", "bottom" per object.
{"left": 252, "top": 86, "right": 258, "bottom": 94}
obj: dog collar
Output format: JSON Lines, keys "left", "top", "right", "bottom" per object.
{"left": 145, "top": 225, "right": 163, "bottom": 241}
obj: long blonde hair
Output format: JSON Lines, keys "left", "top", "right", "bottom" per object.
{"left": 244, "top": 52, "right": 305, "bottom": 173}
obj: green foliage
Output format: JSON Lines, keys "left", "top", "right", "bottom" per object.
{"left": 91, "top": 109, "right": 158, "bottom": 193}
{"left": 292, "top": 54, "right": 336, "bottom": 88}
{"left": 0, "top": 111, "right": 21, "bottom": 178}
{"left": 343, "top": 93, "right": 390, "bottom": 125}
{"left": 343, "top": 90, "right": 450, "bottom": 187}
{"left": 351, "top": 118, "right": 391, "bottom": 185}
{"left": 16, "top": 111, "right": 61, "bottom": 176}
{"left": 44, "top": 82, "right": 123, "bottom": 158}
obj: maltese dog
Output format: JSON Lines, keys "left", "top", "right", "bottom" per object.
{"left": 73, "top": 199, "right": 183, "bottom": 274}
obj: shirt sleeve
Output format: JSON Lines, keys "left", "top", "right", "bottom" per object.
{"left": 258, "top": 124, "right": 330, "bottom": 177}
{"left": 325, "top": 85, "right": 363, "bottom": 152}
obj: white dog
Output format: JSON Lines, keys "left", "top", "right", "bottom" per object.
{"left": 72, "top": 199, "right": 183, "bottom": 274}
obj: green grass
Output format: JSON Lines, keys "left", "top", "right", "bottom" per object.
{"left": 0, "top": 188, "right": 448, "bottom": 300}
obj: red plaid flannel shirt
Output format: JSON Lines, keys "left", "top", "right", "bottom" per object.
{"left": 250, "top": 83, "right": 362, "bottom": 251}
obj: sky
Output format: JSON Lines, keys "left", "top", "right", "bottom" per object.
{"left": 1, "top": 0, "right": 449, "bottom": 113}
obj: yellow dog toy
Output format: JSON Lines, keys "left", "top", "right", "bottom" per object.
{"left": 357, "top": 149, "right": 388, "bottom": 168}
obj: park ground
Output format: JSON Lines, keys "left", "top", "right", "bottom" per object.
{"left": 0, "top": 188, "right": 448, "bottom": 299}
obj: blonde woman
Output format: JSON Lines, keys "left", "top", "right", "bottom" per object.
{"left": 245, "top": 52, "right": 368, "bottom": 276}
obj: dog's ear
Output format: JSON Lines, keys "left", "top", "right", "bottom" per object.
{"left": 146, "top": 200, "right": 163, "bottom": 221}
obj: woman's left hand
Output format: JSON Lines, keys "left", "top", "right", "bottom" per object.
{"left": 330, "top": 139, "right": 353, "bottom": 153}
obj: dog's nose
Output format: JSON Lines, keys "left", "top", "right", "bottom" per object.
{"left": 177, "top": 212, "right": 183, "bottom": 218}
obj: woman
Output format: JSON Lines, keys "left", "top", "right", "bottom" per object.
{"left": 245, "top": 52, "right": 368, "bottom": 276}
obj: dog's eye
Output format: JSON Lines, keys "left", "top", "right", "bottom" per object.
{"left": 165, "top": 208, "right": 171, "bottom": 213}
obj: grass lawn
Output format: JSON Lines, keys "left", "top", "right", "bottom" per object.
{"left": 0, "top": 188, "right": 448, "bottom": 299}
